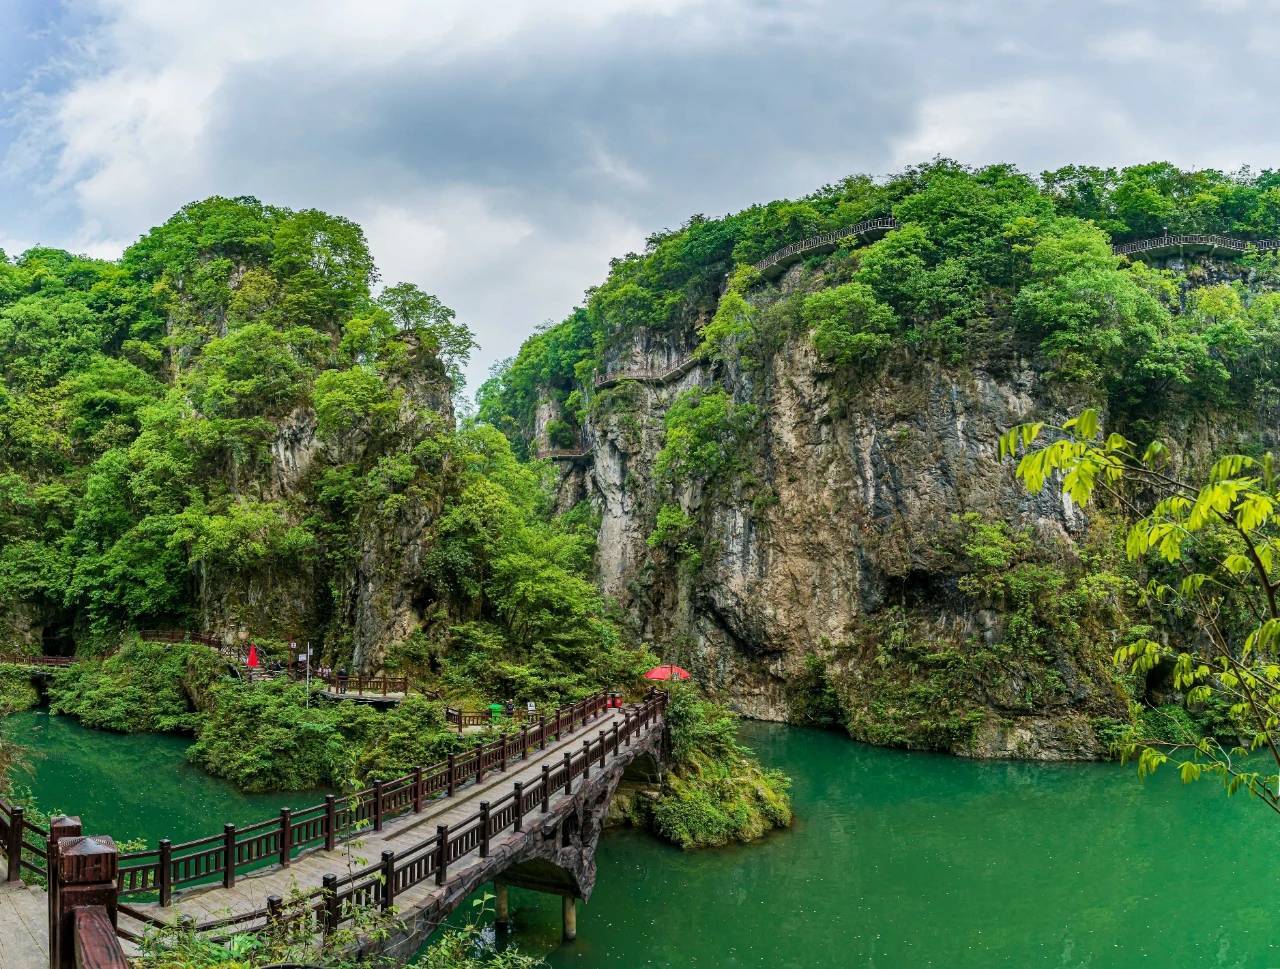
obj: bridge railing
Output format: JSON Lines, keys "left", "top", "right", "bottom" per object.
{"left": 0, "top": 796, "right": 51, "bottom": 883}
{"left": 120, "top": 689, "right": 669, "bottom": 944}
{"left": 0, "top": 654, "right": 75, "bottom": 668}
{"left": 114, "top": 690, "right": 616, "bottom": 904}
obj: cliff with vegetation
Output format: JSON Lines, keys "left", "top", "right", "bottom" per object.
{"left": 479, "top": 161, "right": 1280, "bottom": 759}
{"left": 0, "top": 197, "right": 648, "bottom": 705}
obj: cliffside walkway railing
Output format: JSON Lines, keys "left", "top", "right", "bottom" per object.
{"left": 593, "top": 355, "right": 699, "bottom": 391}
{"left": 1111, "top": 232, "right": 1280, "bottom": 258}
{"left": 535, "top": 447, "right": 590, "bottom": 461}
{"left": 0, "top": 688, "right": 667, "bottom": 968}
{"left": 752, "top": 215, "right": 899, "bottom": 277}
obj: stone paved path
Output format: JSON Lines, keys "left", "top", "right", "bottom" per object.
{"left": 0, "top": 882, "right": 47, "bottom": 969}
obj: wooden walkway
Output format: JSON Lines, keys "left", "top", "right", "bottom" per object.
{"left": 0, "top": 883, "right": 47, "bottom": 969}
{"left": 119, "top": 705, "right": 634, "bottom": 939}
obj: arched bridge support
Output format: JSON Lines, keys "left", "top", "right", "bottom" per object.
{"left": 374, "top": 723, "right": 665, "bottom": 959}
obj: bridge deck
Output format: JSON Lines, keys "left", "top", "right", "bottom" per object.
{"left": 121, "top": 707, "right": 628, "bottom": 936}
{"left": 0, "top": 883, "right": 47, "bottom": 969}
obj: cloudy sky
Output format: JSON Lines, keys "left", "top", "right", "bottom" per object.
{"left": 1, "top": 0, "right": 1277, "bottom": 396}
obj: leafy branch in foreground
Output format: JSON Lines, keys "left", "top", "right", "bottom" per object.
{"left": 1001, "top": 409, "right": 1280, "bottom": 811}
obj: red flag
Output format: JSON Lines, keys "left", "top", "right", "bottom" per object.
{"left": 246, "top": 642, "right": 260, "bottom": 669}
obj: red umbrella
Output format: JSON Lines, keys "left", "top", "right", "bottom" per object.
{"left": 246, "top": 641, "right": 260, "bottom": 669}
{"left": 643, "top": 664, "right": 690, "bottom": 681}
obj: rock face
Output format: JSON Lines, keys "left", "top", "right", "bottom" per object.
{"left": 553, "top": 266, "right": 1134, "bottom": 759}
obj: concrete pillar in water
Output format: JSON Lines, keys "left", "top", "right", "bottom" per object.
{"left": 562, "top": 894, "right": 577, "bottom": 941}
{"left": 495, "top": 881, "right": 509, "bottom": 928}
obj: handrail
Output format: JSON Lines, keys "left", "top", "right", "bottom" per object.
{"left": 594, "top": 355, "right": 697, "bottom": 391}
{"left": 0, "top": 654, "right": 74, "bottom": 667}
{"left": 114, "top": 689, "right": 668, "bottom": 943}
{"left": 536, "top": 447, "right": 590, "bottom": 460}
{"left": 1112, "top": 232, "right": 1280, "bottom": 256}
{"left": 752, "top": 215, "right": 899, "bottom": 276}
{"left": 113, "top": 690, "right": 619, "bottom": 904}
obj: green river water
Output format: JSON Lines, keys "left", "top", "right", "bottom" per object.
{"left": 6, "top": 710, "right": 1279, "bottom": 968}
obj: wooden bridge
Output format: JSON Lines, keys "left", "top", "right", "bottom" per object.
{"left": 0, "top": 689, "right": 667, "bottom": 968}
{"left": 593, "top": 355, "right": 699, "bottom": 391}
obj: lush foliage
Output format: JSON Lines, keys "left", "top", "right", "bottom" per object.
{"left": 1003, "top": 409, "right": 1280, "bottom": 810}
{"left": 48, "top": 640, "right": 222, "bottom": 732}
{"left": 134, "top": 893, "right": 539, "bottom": 969}
{"left": 186, "top": 679, "right": 469, "bottom": 792}
{"left": 643, "top": 687, "right": 791, "bottom": 849}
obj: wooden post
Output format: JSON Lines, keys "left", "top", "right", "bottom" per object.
{"left": 563, "top": 752, "right": 573, "bottom": 794}
{"left": 599, "top": 729, "right": 607, "bottom": 767}
{"left": 539, "top": 715, "right": 548, "bottom": 750}
{"left": 541, "top": 766, "right": 551, "bottom": 812}
{"left": 513, "top": 782, "right": 524, "bottom": 832}
{"left": 380, "top": 850, "right": 396, "bottom": 910}
{"left": 279, "top": 808, "right": 292, "bottom": 868}
{"left": 223, "top": 824, "right": 237, "bottom": 889}
{"left": 324, "top": 795, "right": 338, "bottom": 851}
{"left": 266, "top": 894, "right": 283, "bottom": 932}
{"left": 372, "top": 781, "right": 384, "bottom": 832}
{"left": 322, "top": 873, "right": 340, "bottom": 935}
{"left": 520, "top": 725, "right": 529, "bottom": 759}
{"left": 158, "top": 839, "right": 172, "bottom": 907}
{"left": 500, "top": 736, "right": 508, "bottom": 773}
{"left": 435, "top": 825, "right": 449, "bottom": 885}
{"left": 555, "top": 709, "right": 562, "bottom": 740}
{"left": 6, "top": 805, "right": 23, "bottom": 882}
{"left": 382, "top": 674, "right": 388, "bottom": 696}
{"left": 611, "top": 722, "right": 619, "bottom": 754}
{"left": 447, "top": 754, "right": 457, "bottom": 797}
{"left": 413, "top": 766, "right": 424, "bottom": 813}
{"left": 562, "top": 895, "right": 577, "bottom": 941}
{"left": 476, "top": 747, "right": 485, "bottom": 784}
{"left": 46, "top": 816, "right": 81, "bottom": 967}
{"left": 52, "top": 834, "right": 120, "bottom": 969}
{"left": 582, "top": 740, "right": 591, "bottom": 780}
{"left": 623, "top": 711, "right": 631, "bottom": 745}
{"left": 495, "top": 881, "right": 510, "bottom": 929}
{"left": 478, "top": 802, "right": 490, "bottom": 857}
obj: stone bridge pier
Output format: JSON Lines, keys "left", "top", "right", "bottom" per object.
{"left": 377, "top": 725, "right": 665, "bottom": 960}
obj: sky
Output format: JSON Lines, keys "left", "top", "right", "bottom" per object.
{"left": 2, "top": 0, "right": 1279, "bottom": 397}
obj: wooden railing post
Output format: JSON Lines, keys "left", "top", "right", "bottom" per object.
{"left": 563, "top": 752, "right": 573, "bottom": 794}
{"left": 554, "top": 709, "right": 562, "bottom": 740}
{"left": 623, "top": 710, "right": 631, "bottom": 745}
{"left": 582, "top": 740, "right": 592, "bottom": 780}
{"left": 599, "top": 729, "right": 607, "bottom": 767}
{"left": 6, "top": 804, "right": 23, "bottom": 882}
{"left": 223, "top": 824, "right": 237, "bottom": 889}
{"left": 521, "top": 725, "right": 529, "bottom": 759}
{"left": 279, "top": 808, "right": 292, "bottom": 868}
{"left": 266, "top": 894, "right": 283, "bottom": 932}
{"left": 46, "top": 816, "right": 81, "bottom": 968}
{"left": 435, "top": 825, "right": 449, "bottom": 885}
{"left": 372, "top": 781, "right": 384, "bottom": 832}
{"left": 539, "top": 715, "right": 548, "bottom": 750}
{"left": 413, "top": 766, "right": 424, "bottom": 813}
{"left": 324, "top": 795, "right": 338, "bottom": 851}
{"left": 475, "top": 747, "right": 485, "bottom": 784}
{"left": 380, "top": 849, "right": 396, "bottom": 910}
{"left": 513, "top": 782, "right": 524, "bottom": 833}
{"left": 158, "top": 839, "right": 172, "bottom": 906}
{"left": 52, "top": 832, "right": 120, "bottom": 969}
{"left": 479, "top": 802, "right": 490, "bottom": 858}
{"left": 447, "top": 754, "right": 457, "bottom": 797}
{"left": 541, "top": 766, "right": 551, "bottom": 812}
{"left": 499, "top": 737, "right": 508, "bottom": 773}
{"left": 322, "top": 873, "right": 340, "bottom": 935}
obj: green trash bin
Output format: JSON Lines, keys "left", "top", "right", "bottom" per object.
{"left": 489, "top": 702, "right": 504, "bottom": 721}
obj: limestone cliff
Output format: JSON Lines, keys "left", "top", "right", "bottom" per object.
{"left": 541, "top": 252, "right": 1274, "bottom": 760}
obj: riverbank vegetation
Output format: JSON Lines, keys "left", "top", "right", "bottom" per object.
{"left": 135, "top": 893, "right": 539, "bottom": 969}
{"left": 621, "top": 687, "right": 791, "bottom": 849}
{"left": 1004, "top": 411, "right": 1280, "bottom": 807}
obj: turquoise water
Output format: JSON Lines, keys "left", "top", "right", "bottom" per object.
{"left": 8, "top": 710, "right": 1280, "bottom": 967}
{"left": 457, "top": 722, "right": 1280, "bottom": 968}
{"left": 3, "top": 709, "right": 324, "bottom": 845}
